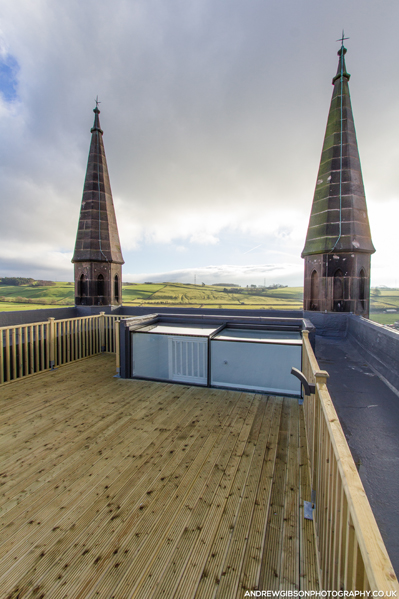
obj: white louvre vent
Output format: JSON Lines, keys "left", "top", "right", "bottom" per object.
{"left": 168, "top": 337, "right": 207, "bottom": 384}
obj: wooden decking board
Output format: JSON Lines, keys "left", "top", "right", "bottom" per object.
{"left": 280, "top": 399, "right": 300, "bottom": 590}
{"left": 259, "top": 398, "right": 291, "bottom": 590}
{"left": 214, "top": 396, "right": 275, "bottom": 598}
{"left": 0, "top": 354, "right": 319, "bottom": 598}
{"left": 299, "top": 405, "right": 320, "bottom": 590}
{"left": 0, "top": 381, "right": 201, "bottom": 514}
{"left": 89, "top": 393, "right": 259, "bottom": 599}
{"left": 238, "top": 398, "right": 283, "bottom": 593}
{"left": 117, "top": 395, "right": 255, "bottom": 599}
{"left": 1, "top": 385, "right": 236, "bottom": 591}
{"left": 142, "top": 394, "right": 265, "bottom": 599}
{"left": 14, "top": 389, "right": 247, "bottom": 598}
{"left": 0, "top": 381, "right": 179, "bottom": 521}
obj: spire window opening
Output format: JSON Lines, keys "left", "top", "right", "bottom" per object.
{"left": 359, "top": 269, "right": 366, "bottom": 311}
{"left": 78, "top": 274, "right": 87, "bottom": 305}
{"left": 97, "top": 274, "right": 105, "bottom": 299}
{"left": 114, "top": 275, "right": 119, "bottom": 303}
{"left": 310, "top": 270, "right": 319, "bottom": 311}
{"left": 333, "top": 269, "right": 344, "bottom": 312}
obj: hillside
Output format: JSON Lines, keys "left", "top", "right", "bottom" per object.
{"left": 0, "top": 282, "right": 398, "bottom": 325}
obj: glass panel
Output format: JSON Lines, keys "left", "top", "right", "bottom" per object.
{"left": 214, "top": 328, "right": 302, "bottom": 343}
{"left": 138, "top": 324, "right": 218, "bottom": 336}
{"left": 132, "top": 332, "right": 208, "bottom": 385}
{"left": 210, "top": 339, "right": 302, "bottom": 396}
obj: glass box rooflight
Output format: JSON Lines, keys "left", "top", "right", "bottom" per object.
{"left": 120, "top": 314, "right": 313, "bottom": 397}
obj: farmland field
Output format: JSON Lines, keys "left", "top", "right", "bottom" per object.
{"left": 0, "top": 282, "right": 398, "bottom": 325}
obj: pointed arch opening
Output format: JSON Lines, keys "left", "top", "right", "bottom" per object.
{"left": 310, "top": 270, "right": 319, "bottom": 311}
{"left": 359, "top": 268, "right": 366, "bottom": 311}
{"left": 97, "top": 274, "right": 105, "bottom": 298}
{"left": 114, "top": 274, "right": 119, "bottom": 303}
{"left": 333, "top": 269, "right": 344, "bottom": 312}
{"left": 78, "top": 274, "right": 87, "bottom": 300}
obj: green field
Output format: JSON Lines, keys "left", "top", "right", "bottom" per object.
{"left": 0, "top": 282, "right": 75, "bottom": 309}
{"left": 0, "top": 282, "right": 398, "bottom": 326}
{"left": 122, "top": 284, "right": 304, "bottom": 310}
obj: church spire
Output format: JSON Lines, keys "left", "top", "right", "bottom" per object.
{"left": 302, "top": 39, "right": 374, "bottom": 257}
{"left": 302, "top": 40, "right": 375, "bottom": 316}
{"left": 72, "top": 103, "right": 124, "bottom": 306}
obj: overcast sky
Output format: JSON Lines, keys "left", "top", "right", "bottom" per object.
{"left": 0, "top": 0, "right": 398, "bottom": 286}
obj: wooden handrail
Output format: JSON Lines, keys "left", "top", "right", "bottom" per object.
{"left": 302, "top": 333, "right": 399, "bottom": 593}
{"left": 0, "top": 313, "right": 125, "bottom": 385}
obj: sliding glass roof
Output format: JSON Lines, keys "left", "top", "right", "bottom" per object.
{"left": 137, "top": 323, "right": 219, "bottom": 337}
{"left": 213, "top": 328, "right": 302, "bottom": 344}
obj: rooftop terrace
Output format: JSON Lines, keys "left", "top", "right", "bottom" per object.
{"left": 0, "top": 354, "right": 318, "bottom": 598}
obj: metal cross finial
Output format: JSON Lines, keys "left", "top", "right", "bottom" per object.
{"left": 337, "top": 30, "right": 349, "bottom": 47}
{"left": 95, "top": 95, "right": 101, "bottom": 109}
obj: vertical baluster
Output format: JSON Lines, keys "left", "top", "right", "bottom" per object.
{"left": 67, "top": 320, "right": 71, "bottom": 362}
{"left": 0, "top": 329, "right": 4, "bottom": 384}
{"left": 23, "top": 325, "right": 28, "bottom": 377}
{"left": 89, "top": 317, "right": 93, "bottom": 356}
{"left": 30, "top": 325, "right": 34, "bottom": 374}
{"left": 62, "top": 321, "right": 66, "bottom": 365}
{"left": 74, "top": 319, "right": 78, "bottom": 360}
{"left": 5, "top": 329, "right": 10, "bottom": 382}
{"left": 17, "top": 326, "right": 23, "bottom": 378}
{"left": 57, "top": 321, "right": 62, "bottom": 366}
{"left": 115, "top": 320, "right": 120, "bottom": 376}
{"left": 34, "top": 325, "right": 39, "bottom": 372}
{"left": 48, "top": 318, "right": 55, "bottom": 369}
{"left": 12, "top": 328, "right": 17, "bottom": 380}
{"left": 82, "top": 318, "right": 86, "bottom": 358}
{"left": 40, "top": 324, "right": 45, "bottom": 371}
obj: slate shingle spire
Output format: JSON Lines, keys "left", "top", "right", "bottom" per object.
{"left": 72, "top": 103, "right": 124, "bottom": 306}
{"left": 302, "top": 39, "right": 375, "bottom": 316}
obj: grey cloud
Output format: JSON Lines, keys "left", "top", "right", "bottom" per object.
{"left": 0, "top": 0, "right": 398, "bottom": 283}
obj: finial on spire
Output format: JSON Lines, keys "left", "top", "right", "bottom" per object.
{"left": 336, "top": 30, "right": 349, "bottom": 55}
{"left": 332, "top": 31, "right": 350, "bottom": 84}
{"left": 91, "top": 97, "right": 103, "bottom": 134}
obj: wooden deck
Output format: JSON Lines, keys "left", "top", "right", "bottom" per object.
{"left": 0, "top": 354, "right": 319, "bottom": 598}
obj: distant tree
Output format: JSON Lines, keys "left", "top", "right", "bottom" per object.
{"left": 36, "top": 280, "right": 56, "bottom": 287}
{"left": 0, "top": 277, "right": 35, "bottom": 286}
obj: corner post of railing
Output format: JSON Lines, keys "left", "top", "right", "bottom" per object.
{"left": 99, "top": 311, "right": 105, "bottom": 352}
{"left": 114, "top": 320, "right": 120, "bottom": 377}
{"left": 315, "top": 369, "right": 329, "bottom": 389}
{"left": 48, "top": 317, "right": 56, "bottom": 370}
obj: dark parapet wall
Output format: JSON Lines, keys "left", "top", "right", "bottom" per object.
{"left": 347, "top": 315, "right": 399, "bottom": 394}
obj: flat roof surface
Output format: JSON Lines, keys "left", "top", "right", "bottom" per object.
{"left": 0, "top": 355, "right": 318, "bottom": 596}
{"left": 315, "top": 336, "right": 399, "bottom": 576}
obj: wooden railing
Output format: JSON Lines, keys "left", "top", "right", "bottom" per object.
{"left": 0, "top": 313, "right": 124, "bottom": 384}
{"left": 302, "top": 330, "right": 399, "bottom": 594}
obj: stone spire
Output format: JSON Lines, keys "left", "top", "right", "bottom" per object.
{"left": 302, "top": 40, "right": 374, "bottom": 316}
{"left": 72, "top": 104, "right": 124, "bottom": 264}
{"left": 72, "top": 103, "right": 124, "bottom": 306}
{"left": 302, "top": 43, "right": 375, "bottom": 257}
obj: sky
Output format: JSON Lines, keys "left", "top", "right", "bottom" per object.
{"left": 0, "top": 0, "right": 398, "bottom": 287}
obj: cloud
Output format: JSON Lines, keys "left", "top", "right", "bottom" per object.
{"left": 0, "top": 0, "right": 398, "bottom": 285}
{"left": 124, "top": 262, "right": 304, "bottom": 286}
